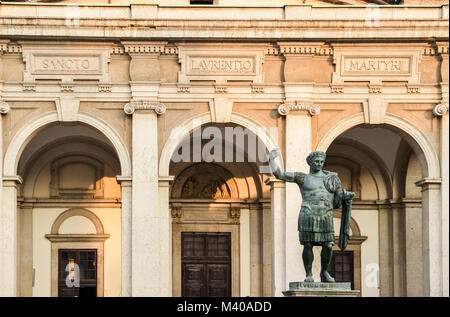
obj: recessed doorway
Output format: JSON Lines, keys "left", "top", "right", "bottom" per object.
{"left": 58, "top": 249, "right": 97, "bottom": 297}
{"left": 182, "top": 232, "right": 231, "bottom": 297}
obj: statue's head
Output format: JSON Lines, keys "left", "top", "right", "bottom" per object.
{"left": 306, "top": 151, "right": 326, "bottom": 171}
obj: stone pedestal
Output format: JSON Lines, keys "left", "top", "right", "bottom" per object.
{"left": 283, "top": 282, "right": 360, "bottom": 297}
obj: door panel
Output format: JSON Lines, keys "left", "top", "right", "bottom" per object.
{"left": 182, "top": 232, "right": 231, "bottom": 297}
{"left": 183, "top": 263, "right": 206, "bottom": 297}
{"left": 206, "top": 264, "right": 230, "bottom": 297}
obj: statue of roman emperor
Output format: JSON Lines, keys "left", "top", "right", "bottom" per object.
{"left": 269, "top": 148, "right": 355, "bottom": 283}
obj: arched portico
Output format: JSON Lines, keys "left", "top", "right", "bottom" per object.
{"left": 159, "top": 114, "right": 277, "bottom": 296}
{"left": 316, "top": 112, "right": 444, "bottom": 296}
{"left": 0, "top": 111, "right": 131, "bottom": 297}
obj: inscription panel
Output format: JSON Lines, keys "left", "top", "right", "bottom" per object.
{"left": 22, "top": 44, "right": 111, "bottom": 82}
{"left": 178, "top": 45, "right": 264, "bottom": 84}
{"left": 32, "top": 55, "right": 102, "bottom": 75}
{"left": 188, "top": 56, "right": 255, "bottom": 76}
{"left": 342, "top": 56, "right": 411, "bottom": 76}
{"left": 332, "top": 46, "right": 422, "bottom": 84}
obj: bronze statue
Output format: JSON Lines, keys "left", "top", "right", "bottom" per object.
{"left": 269, "top": 149, "right": 355, "bottom": 283}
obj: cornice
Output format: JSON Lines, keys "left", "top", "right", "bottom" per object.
{"left": 1, "top": 18, "right": 447, "bottom": 41}
{"left": 277, "top": 42, "right": 333, "bottom": 56}
{"left": 120, "top": 41, "right": 178, "bottom": 56}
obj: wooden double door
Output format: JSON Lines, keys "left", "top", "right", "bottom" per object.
{"left": 182, "top": 232, "right": 231, "bottom": 297}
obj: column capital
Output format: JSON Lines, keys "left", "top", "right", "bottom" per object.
{"left": 159, "top": 175, "right": 175, "bottom": 187}
{"left": 433, "top": 102, "right": 449, "bottom": 117}
{"left": 278, "top": 101, "right": 320, "bottom": 116}
{"left": 116, "top": 175, "right": 132, "bottom": 187}
{"left": 123, "top": 100, "right": 166, "bottom": 115}
{"left": 0, "top": 100, "right": 11, "bottom": 115}
{"left": 2, "top": 175, "right": 23, "bottom": 186}
{"left": 264, "top": 177, "right": 285, "bottom": 190}
{"left": 415, "top": 177, "right": 442, "bottom": 190}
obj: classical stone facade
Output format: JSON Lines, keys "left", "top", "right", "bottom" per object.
{"left": 0, "top": 1, "right": 448, "bottom": 297}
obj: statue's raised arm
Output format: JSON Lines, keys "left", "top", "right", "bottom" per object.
{"left": 268, "top": 148, "right": 297, "bottom": 182}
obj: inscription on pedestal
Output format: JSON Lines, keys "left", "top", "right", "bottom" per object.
{"left": 283, "top": 281, "right": 360, "bottom": 297}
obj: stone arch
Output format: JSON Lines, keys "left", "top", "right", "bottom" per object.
{"left": 171, "top": 163, "right": 240, "bottom": 199}
{"left": 50, "top": 208, "right": 105, "bottom": 235}
{"left": 21, "top": 138, "right": 120, "bottom": 198}
{"left": 3, "top": 112, "right": 131, "bottom": 177}
{"left": 316, "top": 113, "right": 440, "bottom": 179}
{"left": 327, "top": 137, "right": 393, "bottom": 200}
{"left": 159, "top": 112, "right": 282, "bottom": 176}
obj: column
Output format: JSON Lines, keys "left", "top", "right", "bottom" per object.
{"left": 0, "top": 176, "right": 22, "bottom": 297}
{"left": 264, "top": 177, "right": 285, "bottom": 297}
{"left": 278, "top": 102, "right": 320, "bottom": 285}
{"left": 391, "top": 204, "right": 406, "bottom": 296}
{"left": 261, "top": 201, "right": 272, "bottom": 297}
{"left": 239, "top": 206, "right": 250, "bottom": 297}
{"left": 429, "top": 100, "right": 449, "bottom": 297}
{"left": 436, "top": 42, "right": 449, "bottom": 297}
{"left": 403, "top": 200, "right": 423, "bottom": 297}
{"left": 158, "top": 175, "right": 174, "bottom": 296}
{"left": 378, "top": 205, "right": 394, "bottom": 297}
{"left": 416, "top": 178, "right": 443, "bottom": 297}
{"left": 439, "top": 109, "right": 449, "bottom": 297}
{"left": 124, "top": 100, "right": 166, "bottom": 296}
{"left": 0, "top": 101, "right": 19, "bottom": 297}
{"left": 116, "top": 176, "right": 132, "bottom": 297}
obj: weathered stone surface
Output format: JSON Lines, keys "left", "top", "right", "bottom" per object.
{"left": 283, "top": 281, "right": 360, "bottom": 297}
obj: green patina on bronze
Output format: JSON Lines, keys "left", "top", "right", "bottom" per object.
{"left": 269, "top": 149, "right": 355, "bottom": 283}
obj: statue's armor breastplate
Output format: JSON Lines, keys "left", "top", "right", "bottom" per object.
{"left": 298, "top": 174, "right": 336, "bottom": 244}
{"left": 301, "top": 175, "right": 334, "bottom": 214}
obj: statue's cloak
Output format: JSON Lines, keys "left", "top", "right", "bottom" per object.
{"left": 338, "top": 190, "right": 352, "bottom": 251}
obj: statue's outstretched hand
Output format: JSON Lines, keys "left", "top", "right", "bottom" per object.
{"left": 269, "top": 148, "right": 279, "bottom": 160}
{"left": 344, "top": 190, "right": 355, "bottom": 201}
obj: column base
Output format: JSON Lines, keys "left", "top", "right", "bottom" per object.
{"left": 283, "top": 282, "right": 360, "bottom": 297}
